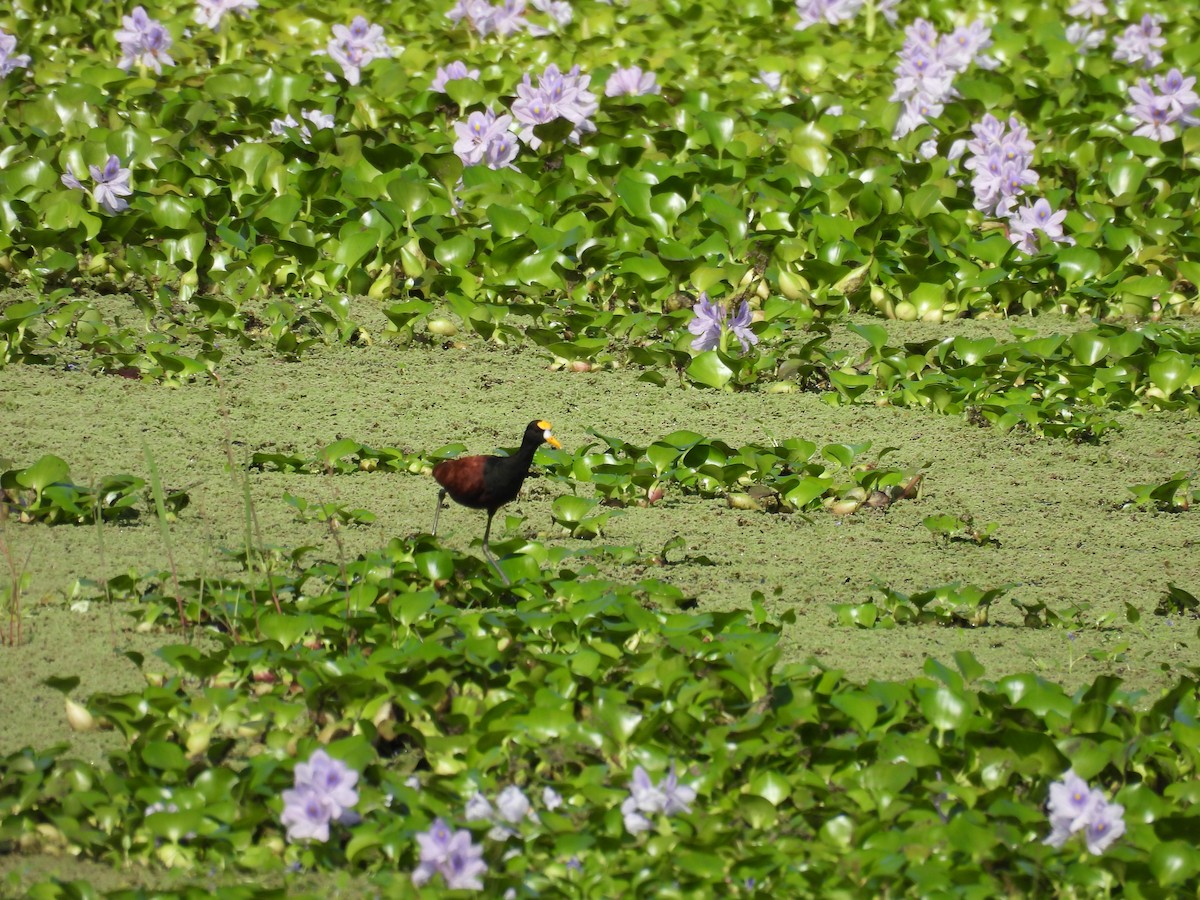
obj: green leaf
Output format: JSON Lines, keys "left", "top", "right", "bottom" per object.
{"left": 17, "top": 455, "right": 71, "bottom": 499}
{"left": 919, "top": 685, "right": 973, "bottom": 732}
{"left": 434, "top": 234, "right": 476, "bottom": 268}
{"left": 1068, "top": 332, "right": 1109, "bottom": 367}
{"left": 1149, "top": 351, "right": 1192, "bottom": 397}
{"left": 1150, "top": 841, "right": 1197, "bottom": 886}
{"left": 142, "top": 740, "right": 188, "bottom": 772}
{"left": 687, "top": 351, "right": 733, "bottom": 389}
{"left": 415, "top": 551, "right": 456, "bottom": 580}
{"left": 1056, "top": 247, "right": 1102, "bottom": 285}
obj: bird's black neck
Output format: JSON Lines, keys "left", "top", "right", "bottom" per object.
{"left": 502, "top": 433, "right": 542, "bottom": 473}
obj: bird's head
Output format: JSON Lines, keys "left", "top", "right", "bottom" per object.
{"left": 528, "top": 419, "right": 563, "bottom": 449}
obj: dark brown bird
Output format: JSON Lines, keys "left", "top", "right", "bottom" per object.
{"left": 431, "top": 420, "right": 562, "bottom": 583}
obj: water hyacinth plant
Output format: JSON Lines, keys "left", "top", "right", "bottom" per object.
{"left": 604, "top": 65, "right": 661, "bottom": 98}
{"left": 193, "top": 0, "right": 258, "bottom": 31}
{"left": 1125, "top": 68, "right": 1199, "bottom": 140}
{"left": 621, "top": 764, "right": 697, "bottom": 835}
{"left": 5, "top": 0, "right": 1200, "bottom": 894}
{"left": 114, "top": 6, "right": 174, "bottom": 74}
{"left": 412, "top": 819, "right": 488, "bottom": 890}
{"left": 688, "top": 293, "right": 759, "bottom": 354}
{"left": 431, "top": 60, "right": 481, "bottom": 92}
{"left": 279, "top": 749, "right": 360, "bottom": 843}
{"left": 511, "top": 63, "right": 597, "bottom": 147}
{"left": 453, "top": 107, "right": 519, "bottom": 169}
{"left": 1043, "top": 770, "right": 1126, "bottom": 855}
{"left": 1113, "top": 14, "right": 1166, "bottom": 69}
{"left": 60, "top": 155, "right": 133, "bottom": 215}
{"left": 1006, "top": 198, "right": 1074, "bottom": 255}
{"left": 325, "top": 15, "right": 392, "bottom": 85}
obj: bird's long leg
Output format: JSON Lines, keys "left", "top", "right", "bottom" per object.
{"left": 481, "top": 510, "right": 510, "bottom": 585}
{"left": 431, "top": 488, "right": 447, "bottom": 536}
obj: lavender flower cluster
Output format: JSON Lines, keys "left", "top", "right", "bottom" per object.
{"left": 61, "top": 155, "right": 134, "bottom": 214}
{"left": 1065, "top": 4, "right": 1166, "bottom": 69}
{"left": 194, "top": 0, "right": 258, "bottom": 31}
{"left": 1043, "top": 770, "right": 1126, "bottom": 855}
{"left": 446, "top": 63, "right": 600, "bottom": 171}
{"left": 1126, "top": 68, "right": 1199, "bottom": 142}
{"left": 688, "top": 293, "right": 759, "bottom": 354}
{"left": 413, "top": 819, "right": 489, "bottom": 890}
{"left": 412, "top": 781, "right": 567, "bottom": 890}
{"left": 1113, "top": 14, "right": 1166, "bottom": 69}
{"left": 0, "top": 28, "right": 31, "bottom": 78}
{"left": 959, "top": 114, "right": 1038, "bottom": 218}
{"left": 269, "top": 109, "right": 336, "bottom": 145}
{"left": 325, "top": 15, "right": 394, "bottom": 86}
{"left": 621, "top": 764, "right": 696, "bottom": 834}
{"left": 279, "top": 749, "right": 361, "bottom": 843}
{"left": 114, "top": 6, "right": 174, "bottom": 75}
{"left": 952, "top": 113, "right": 1074, "bottom": 254}
{"left": 447, "top": 0, "right": 572, "bottom": 39}
{"left": 793, "top": 0, "right": 899, "bottom": 31}
{"left": 891, "top": 18, "right": 996, "bottom": 139}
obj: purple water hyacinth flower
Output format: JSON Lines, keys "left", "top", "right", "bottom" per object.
{"left": 1126, "top": 70, "right": 1198, "bottom": 141}
{"left": 1113, "top": 14, "right": 1166, "bottom": 69}
{"left": 495, "top": 785, "right": 531, "bottom": 823}
{"left": 621, "top": 764, "right": 697, "bottom": 835}
{"left": 63, "top": 155, "right": 133, "bottom": 214}
{"left": 1156, "top": 68, "right": 1200, "bottom": 115}
{"left": 431, "top": 60, "right": 481, "bottom": 92}
{"left": 0, "top": 29, "right": 32, "bottom": 78}
{"left": 876, "top": 0, "right": 900, "bottom": 25}
{"left": 1067, "top": 0, "right": 1106, "bottom": 15}
{"left": 1065, "top": 23, "right": 1105, "bottom": 53}
{"left": 90, "top": 155, "right": 134, "bottom": 214}
{"left": 542, "top": 786, "right": 563, "bottom": 811}
{"left": 115, "top": 7, "right": 174, "bottom": 74}
{"left": 270, "top": 109, "right": 334, "bottom": 144}
{"left": 60, "top": 168, "right": 85, "bottom": 192}
{"left": 281, "top": 785, "right": 336, "bottom": 843}
{"left": 1007, "top": 198, "right": 1073, "bottom": 254}
{"left": 1042, "top": 771, "right": 1125, "bottom": 855}
{"left": 279, "top": 748, "right": 361, "bottom": 842}
{"left": 604, "top": 65, "right": 660, "bottom": 98}
{"left": 1084, "top": 797, "right": 1126, "bottom": 855}
{"left": 894, "top": 93, "right": 945, "bottom": 140}
{"left": 687, "top": 294, "right": 725, "bottom": 352}
{"left": 294, "top": 749, "right": 359, "bottom": 816}
{"left": 962, "top": 114, "right": 1037, "bottom": 216}
{"left": 512, "top": 63, "right": 598, "bottom": 148}
{"left": 465, "top": 792, "right": 495, "bottom": 822}
{"left": 453, "top": 107, "right": 518, "bottom": 168}
{"left": 447, "top": 0, "right": 523, "bottom": 37}
{"left": 687, "top": 293, "right": 759, "bottom": 353}
{"left": 446, "top": 0, "right": 491, "bottom": 32}
{"left": 891, "top": 18, "right": 995, "bottom": 138}
{"left": 194, "top": 0, "right": 258, "bottom": 30}
{"left": 1127, "top": 85, "right": 1179, "bottom": 141}
{"left": 490, "top": 0, "right": 529, "bottom": 36}
{"left": 727, "top": 301, "right": 759, "bottom": 353}
{"left": 939, "top": 21, "right": 998, "bottom": 71}
{"left": 526, "top": 0, "right": 572, "bottom": 36}
{"left": 752, "top": 70, "right": 783, "bottom": 93}
{"left": 412, "top": 819, "right": 487, "bottom": 891}
{"left": 794, "top": 0, "right": 863, "bottom": 31}
{"left": 326, "top": 15, "right": 392, "bottom": 85}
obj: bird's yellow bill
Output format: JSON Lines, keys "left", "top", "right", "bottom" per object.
{"left": 538, "top": 420, "right": 563, "bottom": 449}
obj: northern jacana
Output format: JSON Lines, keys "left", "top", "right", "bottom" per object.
{"left": 431, "top": 420, "right": 562, "bottom": 583}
